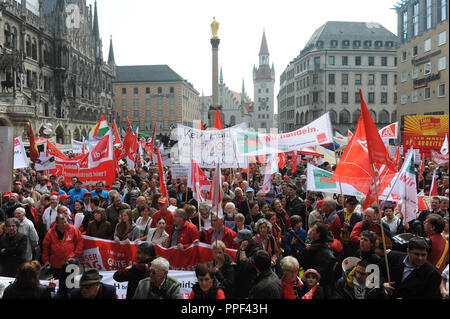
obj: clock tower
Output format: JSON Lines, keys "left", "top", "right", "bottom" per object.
{"left": 253, "top": 31, "right": 276, "bottom": 130}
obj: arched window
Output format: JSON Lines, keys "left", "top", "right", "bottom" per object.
{"left": 379, "top": 110, "right": 390, "bottom": 124}
{"left": 26, "top": 35, "right": 31, "bottom": 57}
{"left": 230, "top": 115, "right": 236, "bottom": 126}
{"left": 11, "top": 27, "right": 18, "bottom": 49}
{"left": 353, "top": 110, "right": 361, "bottom": 123}
{"left": 391, "top": 110, "right": 397, "bottom": 123}
{"left": 339, "top": 109, "right": 351, "bottom": 124}
{"left": 296, "top": 112, "right": 300, "bottom": 125}
{"left": 4, "top": 24, "right": 11, "bottom": 48}
{"left": 32, "top": 38, "right": 37, "bottom": 60}
{"left": 305, "top": 111, "right": 310, "bottom": 123}
{"left": 330, "top": 110, "right": 338, "bottom": 124}
{"left": 300, "top": 112, "right": 305, "bottom": 125}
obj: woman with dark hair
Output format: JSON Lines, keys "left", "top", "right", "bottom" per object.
{"left": 245, "top": 201, "right": 264, "bottom": 230}
{"left": 146, "top": 217, "right": 169, "bottom": 247}
{"left": 270, "top": 198, "right": 291, "bottom": 235}
{"left": 2, "top": 261, "right": 53, "bottom": 299}
{"left": 188, "top": 263, "right": 225, "bottom": 299}
{"left": 86, "top": 208, "right": 113, "bottom": 240}
{"left": 73, "top": 200, "right": 90, "bottom": 233}
{"left": 354, "top": 230, "right": 382, "bottom": 265}
{"left": 114, "top": 209, "right": 139, "bottom": 243}
{"left": 135, "top": 205, "right": 152, "bottom": 241}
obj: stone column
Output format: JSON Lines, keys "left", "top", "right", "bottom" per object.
{"left": 211, "top": 38, "right": 220, "bottom": 108}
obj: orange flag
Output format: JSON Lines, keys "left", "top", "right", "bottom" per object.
{"left": 29, "top": 123, "right": 40, "bottom": 163}
{"left": 214, "top": 109, "right": 224, "bottom": 130}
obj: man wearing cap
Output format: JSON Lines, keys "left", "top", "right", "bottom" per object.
{"left": 380, "top": 237, "right": 442, "bottom": 299}
{"left": 68, "top": 180, "right": 88, "bottom": 212}
{"left": 337, "top": 196, "right": 363, "bottom": 258}
{"left": 22, "top": 182, "right": 41, "bottom": 206}
{"left": 238, "top": 188, "right": 255, "bottom": 217}
{"left": 71, "top": 268, "right": 117, "bottom": 299}
{"left": 12, "top": 180, "right": 23, "bottom": 193}
{"left": 234, "top": 229, "right": 264, "bottom": 299}
{"left": 59, "top": 194, "right": 72, "bottom": 211}
{"left": 167, "top": 209, "right": 199, "bottom": 250}
{"left": 35, "top": 176, "right": 50, "bottom": 194}
{"left": 150, "top": 196, "right": 174, "bottom": 230}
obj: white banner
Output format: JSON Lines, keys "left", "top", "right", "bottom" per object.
{"left": 176, "top": 123, "right": 248, "bottom": 168}
{"left": 232, "top": 113, "right": 333, "bottom": 156}
{"left": 171, "top": 164, "right": 189, "bottom": 180}
{"left": 71, "top": 139, "right": 99, "bottom": 154}
{"left": 14, "top": 136, "right": 29, "bottom": 169}
{"left": 35, "top": 156, "right": 56, "bottom": 171}
{"left": 306, "top": 164, "right": 364, "bottom": 197}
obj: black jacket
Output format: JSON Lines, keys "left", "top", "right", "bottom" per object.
{"left": 378, "top": 250, "right": 442, "bottom": 299}
{"left": 113, "top": 262, "right": 150, "bottom": 299}
{"left": 234, "top": 239, "right": 263, "bottom": 299}
{"left": 335, "top": 267, "right": 387, "bottom": 299}
{"left": 212, "top": 253, "right": 235, "bottom": 299}
{"left": 298, "top": 241, "right": 337, "bottom": 288}
{"left": 191, "top": 279, "right": 223, "bottom": 299}
{"left": 2, "top": 283, "right": 52, "bottom": 299}
{"left": 285, "top": 196, "right": 305, "bottom": 218}
{"left": 248, "top": 269, "right": 282, "bottom": 299}
{"left": 0, "top": 233, "right": 28, "bottom": 277}
{"left": 71, "top": 283, "right": 117, "bottom": 299}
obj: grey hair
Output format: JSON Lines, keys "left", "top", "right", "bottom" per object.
{"left": 255, "top": 218, "right": 272, "bottom": 233}
{"left": 151, "top": 257, "right": 170, "bottom": 272}
{"left": 14, "top": 207, "right": 26, "bottom": 215}
{"left": 224, "top": 202, "right": 236, "bottom": 210}
{"left": 6, "top": 218, "right": 20, "bottom": 228}
{"left": 280, "top": 256, "right": 299, "bottom": 272}
{"left": 199, "top": 202, "right": 211, "bottom": 212}
{"left": 323, "top": 198, "right": 336, "bottom": 211}
{"left": 234, "top": 213, "right": 245, "bottom": 222}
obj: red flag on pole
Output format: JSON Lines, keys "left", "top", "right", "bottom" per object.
{"left": 112, "top": 120, "right": 121, "bottom": 145}
{"left": 156, "top": 145, "right": 168, "bottom": 197}
{"left": 148, "top": 123, "right": 157, "bottom": 163}
{"left": 198, "top": 120, "right": 205, "bottom": 131}
{"left": 393, "top": 147, "right": 401, "bottom": 170}
{"left": 214, "top": 109, "right": 224, "bottom": 130}
{"left": 418, "top": 156, "right": 425, "bottom": 182}
{"left": 209, "top": 163, "right": 223, "bottom": 218}
{"left": 430, "top": 169, "right": 439, "bottom": 196}
{"left": 29, "top": 123, "right": 40, "bottom": 163}
{"left": 189, "top": 159, "right": 211, "bottom": 202}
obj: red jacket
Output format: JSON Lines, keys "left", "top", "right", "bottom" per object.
{"left": 42, "top": 224, "right": 84, "bottom": 269}
{"left": 427, "top": 233, "right": 449, "bottom": 273}
{"left": 205, "top": 226, "right": 238, "bottom": 249}
{"left": 168, "top": 221, "right": 200, "bottom": 249}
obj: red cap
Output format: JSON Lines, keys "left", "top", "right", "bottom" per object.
{"left": 3, "top": 192, "right": 12, "bottom": 197}
{"left": 14, "top": 181, "right": 22, "bottom": 185}
{"left": 283, "top": 175, "right": 290, "bottom": 180}
{"left": 51, "top": 191, "right": 60, "bottom": 196}
{"left": 60, "top": 194, "right": 71, "bottom": 201}
{"left": 316, "top": 200, "right": 324, "bottom": 208}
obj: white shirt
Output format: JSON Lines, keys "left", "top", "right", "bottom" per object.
{"left": 42, "top": 205, "right": 59, "bottom": 231}
{"left": 18, "top": 218, "right": 39, "bottom": 262}
{"left": 35, "top": 183, "right": 50, "bottom": 194}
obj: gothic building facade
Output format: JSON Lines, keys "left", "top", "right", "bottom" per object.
{"left": 0, "top": 0, "right": 115, "bottom": 145}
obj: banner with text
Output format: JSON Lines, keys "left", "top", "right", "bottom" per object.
{"left": 13, "top": 136, "right": 29, "bottom": 169}
{"left": 232, "top": 113, "right": 333, "bottom": 156}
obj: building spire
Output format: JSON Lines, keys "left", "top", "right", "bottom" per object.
{"left": 93, "top": 0, "right": 100, "bottom": 40}
{"left": 259, "top": 31, "right": 270, "bottom": 56}
{"left": 108, "top": 35, "right": 115, "bottom": 65}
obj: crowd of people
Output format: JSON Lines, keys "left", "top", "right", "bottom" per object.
{"left": 0, "top": 155, "right": 448, "bottom": 299}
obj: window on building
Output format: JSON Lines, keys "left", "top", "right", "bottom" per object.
{"left": 122, "top": 110, "right": 127, "bottom": 118}
{"left": 355, "top": 92, "right": 361, "bottom": 103}
{"left": 394, "top": 92, "right": 397, "bottom": 104}
{"left": 439, "top": 31, "right": 447, "bottom": 45}
{"left": 328, "top": 56, "right": 335, "bottom": 65}
{"left": 381, "top": 92, "right": 388, "bottom": 104}
{"left": 144, "top": 121, "right": 152, "bottom": 131}
{"left": 134, "top": 88, "right": 139, "bottom": 94}
{"left": 424, "top": 62, "right": 431, "bottom": 75}
{"left": 401, "top": 71, "right": 407, "bottom": 82}
{"left": 157, "top": 97, "right": 163, "bottom": 105}
{"left": 313, "top": 74, "right": 319, "bottom": 84}
{"left": 342, "top": 40, "right": 350, "bottom": 47}
{"left": 146, "top": 98, "right": 151, "bottom": 106}
{"left": 328, "top": 73, "right": 335, "bottom": 85}
{"left": 353, "top": 40, "right": 361, "bottom": 47}
{"left": 121, "top": 99, "right": 127, "bottom": 106}
{"left": 364, "top": 40, "right": 372, "bottom": 47}
{"left": 158, "top": 87, "right": 163, "bottom": 94}
{"left": 402, "top": 10, "right": 409, "bottom": 42}
{"left": 158, "top": 109, "right": 163, "bottom": 117}
{"left": 395, "top": 57, "right": 398, "bottom": 66}
{"left": 146, "top": 87, "right": 150, "bottom": 94}
{"left": 412, "top": 67, "right": 419, "bottom": 79}
{"left": 328, "top": 92, "right": 335, "bottom": 104}
{"left": 156, "top": 121, "right": 164, "bottom": 130}
{"left": 145, "top": 110, "right": 151, "bottom": 117}
{"left": 438, "top": 83, "right": 446, "bottom": 97}
{"left": 169, "top": 109, "right": 176, "bottom": 118}
{"left": 412, "top": 46, "right": 418, "bottom": 57}
{"left": 368, "top": 74, "right": 375, "bottom": 85}
{"left": 122, "top": 88, "right": 127, "bottom": 94}
{"left": 133, "top": 99, "right": 139, "bottom": 106}
{"left": 339, "top": 74, "right": 348, "bottom": 86}
{"left": 439, "top": 0, "right": 448, "bottom": 22}
{"left": 438, "top": 57, "right": 447, "bottom": 70}
{"left": 381, "top": 57, "right": 388, "bottom": 66}
{"left": 368, "top": 92, "right": 375, "bottom": 104}
{"left": 355, "top": 74, "right": 362, "bottom": 85}
{"left": 425, "top": 0, "right": 433, "bottom": 30}
{"left": 355, "top": 56, "right": 361, "bottom": 66}
{"left": 340, "top": 56, "right": 348, "bottom": 67}
{"left": 169, "top": 97, "right": 175, "bottom": 106}
{"left": 401, "top": 93, "right": 407, "bottom": 104}
{"left": 424, "top": 39, "right": 431, "bottom": 52}
{"left": 170, "top": 87, "right": 175, "bottom": 94}
{"left": 342, "top": 92, "right": 349, "bottom": 104}
{"left": 424, "top": 87, "right": 431, "bottom": 100}
{"left": 381, "top": 74, "right": 388, "bottom": 86}
{"left": 368, "top": 56, "right": 374, "bottom": 66}
{"left": 134, "top": 110, "right": 139, "bottom": 117}
{"left": 413, "top": 2, "right": 420, "bottom": 37}
{"left": 412, "top": 90, "right": 418, "bottom": 102}
{"left": 313, "top": 92, "right": 319, "bottom": 103}
{"left": 402, "top": 51, "right": 407, "bottom": 62}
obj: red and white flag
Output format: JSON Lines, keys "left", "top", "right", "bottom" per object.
{"left": 379, "top": 122, "right": 398, "bottom": 140}
{"left": 88, "top": 130, "right": 113, "bottom": 169}
{"left": 262, "top": 154, "right": 279, "bottom": 193}
{"left": 112, "top": 120, "right": 121, "bottom": 146}
{"left": 188, "top": 160, "right": 211, "bottom": 203}
{"left": 156, "top": 145, "right": 168, "bottom": 197}
{"left": 348, "top": 129, "right": 353, "bottom": 140}
{"left": 332, "top": 90, "right": 397, "bottom": 209}
{"left": 417, "top": 191, "right": 429, "bottom": 212}
{"left": 418, "top": 156, "right": 425, "bottom": 182}
{"left": 430, "top": 169, "right": 439, "bottom": 196}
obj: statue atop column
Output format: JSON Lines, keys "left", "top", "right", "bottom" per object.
{"left": 211, "top": 17, "right": 219, "bottom": 39}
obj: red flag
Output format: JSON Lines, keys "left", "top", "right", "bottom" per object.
{"left": 430, "top": 170, "right": 439, "bottom": 196}
{"left": 28, "top": 123, "right": 39, "bottom": 163}
{"left": 198, "top": 120, "right": 205, "bottom": 130}
{"left": 214, "top": 109, "right": 224, "bottom": 130}
{"left": 291, "top": 152, "right": 299, "bottom": 173}
{"left": 417, "top": 191, "right": 429, "bottom": 211}
{"left": 126, "top": 117, "right": 131, "bottom": 131}
{"left": 418, "top": 156, "right": 425, "bottom": 182}
{"left": 189, "top": 159, "right": 211, "bottom": 202}
{"left": 46, "top": 141, "right": 68, "bottom": 159}
{"left": 148, "top": 123, "right": 157, "bottom": 163}
{"left": 332, "top": 90, "right": 396, "bottom": 209}
{"left": 112, "top": 121, "right": 121, "bottom": 145}
{"left": 156, "top": 145, "right": 168, "bottom": 197}
{"left": 393, "top": 147, "right": 401, "bottom": 170}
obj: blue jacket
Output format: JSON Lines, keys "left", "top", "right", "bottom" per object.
{"left": 282, "top": 227, "right": 307, "bottom": 254}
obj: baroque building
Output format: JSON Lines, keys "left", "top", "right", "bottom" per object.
{"left": 0, "top": 0, "right": 115, "bottom": 144}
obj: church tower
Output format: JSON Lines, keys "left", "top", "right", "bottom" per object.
{"left": 253, "top": 31, "right": 276, "bottom": 130}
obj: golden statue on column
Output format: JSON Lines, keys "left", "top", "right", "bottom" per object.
{"left": 211, "top": 17, "right": 219, "bottom": 38}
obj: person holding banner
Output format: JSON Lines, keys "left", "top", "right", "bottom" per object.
{"left": 114, "top": 209, "right": 140, "bottom": 243}
{"left": 86, "top": 208, "right": 113, "bottom": 240}
{"left": 205, "top": 214, "right": 238, "bottom": 249}
{"left": 150, "top": 197, "right": 174, "bottom": 231}
{"left": 167, "top": 209, "right": 199, "bottom": 250}
{"left": 146, "top": 218, "right": 169, "bottom": 247}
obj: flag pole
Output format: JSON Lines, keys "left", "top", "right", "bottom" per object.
{"left": 371, "top": 164, "right": 391, "bottom": 284}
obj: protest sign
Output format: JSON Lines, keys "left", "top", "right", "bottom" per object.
{"left": 14, "top": 137, "right": 29, "bottom": 169}
{"left": 0, "top": 127, "right": 14, "bottom": 192}
{"left": 35, "top": 156, "right": 56, "bottom": 171}
{"left": 176, "top": 123, "right": 248, "bottom": 168}
{"left": 232, "top": 113, "right": 333, "bottom": 156}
